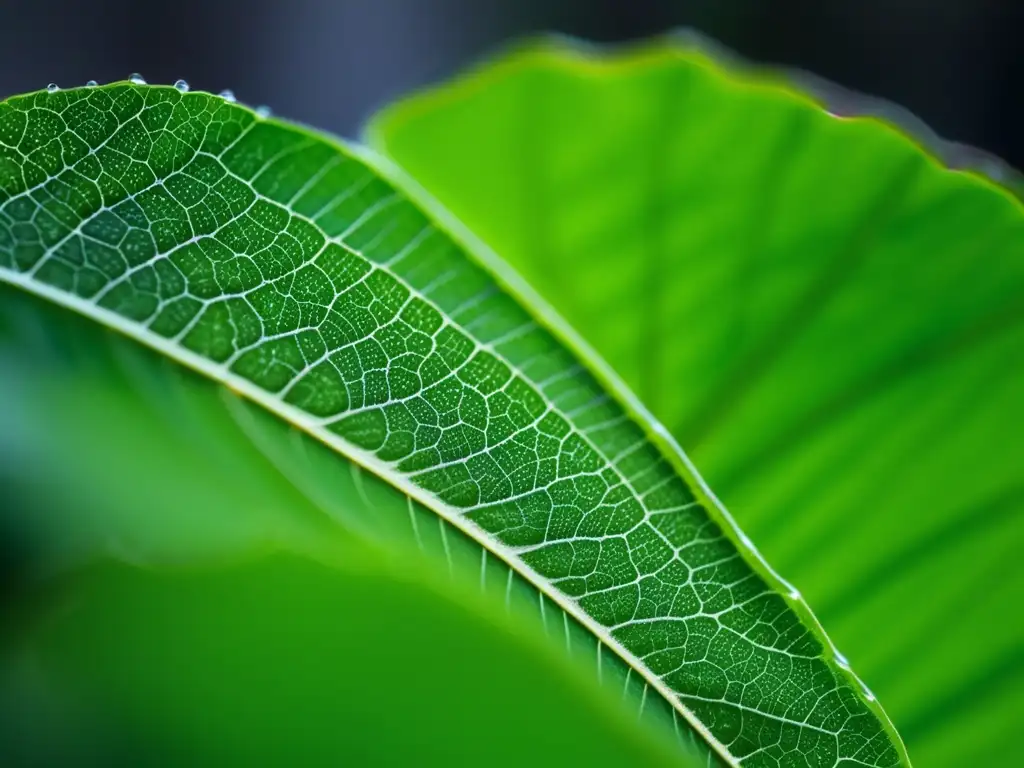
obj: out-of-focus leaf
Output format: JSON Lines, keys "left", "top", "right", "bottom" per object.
{"left": 2, "top": 549, "right": 691, "bottom": 768}
{"left": 369, "top": 39, "right": 1024, "bottom": 766}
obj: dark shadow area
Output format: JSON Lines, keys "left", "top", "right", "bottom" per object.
{"left": 0, "top": 0, "right": 1020, "bottom": 167}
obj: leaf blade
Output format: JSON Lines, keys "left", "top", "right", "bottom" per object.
{"left": 1, "top": 81, "right": 906, "bottom": 766}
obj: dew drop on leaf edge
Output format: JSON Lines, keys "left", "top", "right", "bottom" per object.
{"left": 85, "top": 80, "right": 98, "bottom": 87}
{"left": 219, "top": 89, "right": 236, "bottom": 102}
{"left": 46, "top": 83, "right": 59, "bottom": 93}
{"left": 256, "top": 105, "right": 272, "bottom": 118}
{"left": 129, "top": 73, "right": 146, "bottom": 85}
{"left": 173, "top": 79, "right": 190, "bottom": 92}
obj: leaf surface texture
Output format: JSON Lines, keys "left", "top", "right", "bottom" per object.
{"left": 0, "top": 78, "right": 908, "bottom": 766}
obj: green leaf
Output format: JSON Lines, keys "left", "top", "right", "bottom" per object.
{"left": 369, "top": 40, "right": 1024, "bottom": 766}
{"left": 0, "top": 76, "right": 906, "bottom": 766}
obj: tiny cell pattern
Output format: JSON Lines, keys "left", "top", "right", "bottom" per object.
{"left": 0, "top": 85, "right": 899, "bottom": 768}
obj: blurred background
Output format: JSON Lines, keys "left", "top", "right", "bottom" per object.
{"left": 0, "top": 0, "right": 1021, "bottom": 169}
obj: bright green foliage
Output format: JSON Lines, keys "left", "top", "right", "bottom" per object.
{"left": 371, "top": 42, "right": 1024, "bottom": 766}
{"left": 0, "top": 80, "right": 906, "bottom": 766}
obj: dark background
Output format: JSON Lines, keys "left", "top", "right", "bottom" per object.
{"left": 0, "top": 0, "right": 1021, "bottom": 169}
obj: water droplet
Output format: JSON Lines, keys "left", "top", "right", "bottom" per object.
{"left": 85, "top": 80, "right": 98, "bottom": 87}
{"left": 219, "top": 89, "right": 236, "bottom": 103}
{"left": 46, "top": 83, "right": 59, "bottom": 93}
{"left": 129, "top": 73, "right": 146, "bottom": 85}
{"left": 256, "top": 105, "right": 272, "bottom": 118}
{"left": 173, "top": 79, "right": 190, "bottom": 92}
{"left": 834, "top": 651, "right": 850, "bottom": 668}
